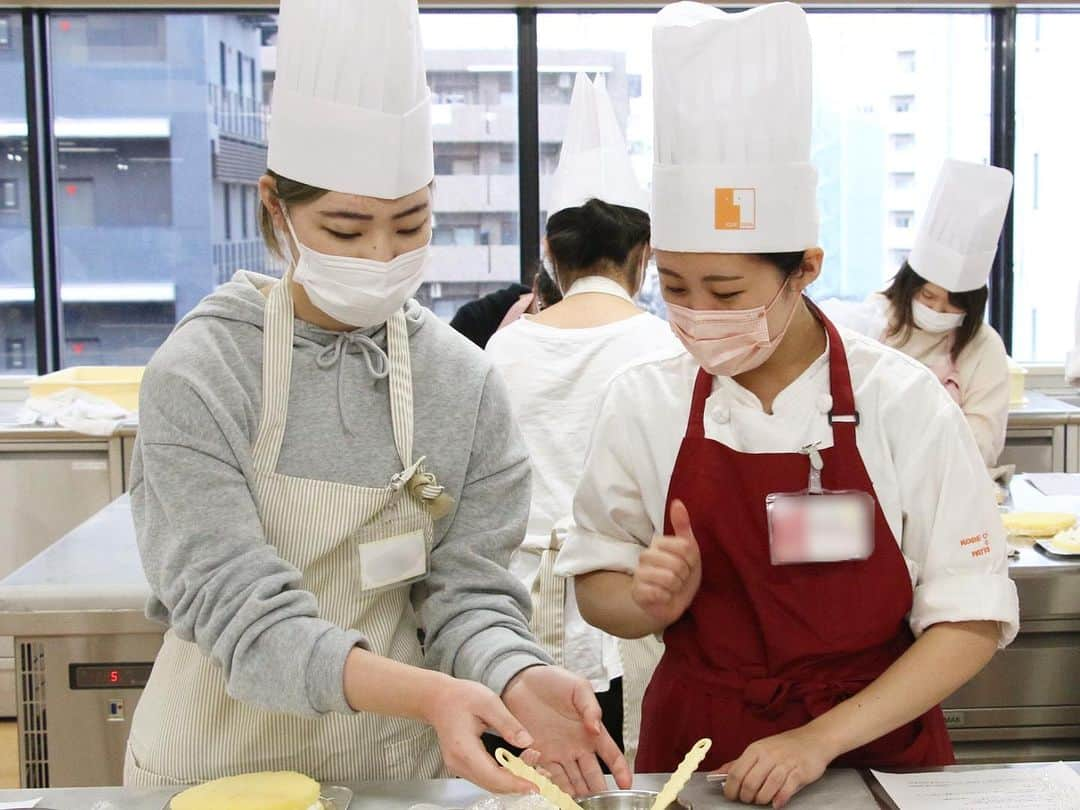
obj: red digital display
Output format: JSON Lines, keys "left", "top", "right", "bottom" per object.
{"left": 68, "top": 663, "right": 153, "bottom": 690}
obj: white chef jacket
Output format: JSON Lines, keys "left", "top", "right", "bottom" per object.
{"left": 487, "top": 310, "right": 684, "bottom": 690}
{"left": 821, "top": 294, "right": 1011, "bottom": 468}
{"left": 555, "top": 327, "right": 1020, "bottom": 648}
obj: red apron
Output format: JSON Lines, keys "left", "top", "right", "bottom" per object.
{"left": 636, "top": 306, "right": 954, "bottom": 773}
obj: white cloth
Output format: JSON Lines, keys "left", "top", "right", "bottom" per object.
{"left": 19, "top": 389, "right": 134, "bottom": 436}
{"left": 547, "top": 73, "right": 649, "bottom": 217}
{"left": 651, "top": 2, "right": 817, "bottom": 252}
{"left": 909, "top": 160, "right": 1014, "bottom": 293}
{"left": 1068, "top": 280, "right": 1080, "bottom": 387}
{"left": 555, "top": 329, "right": 1019, "bottom": 648}
{"left": 487, "top": 302, "right": 683, "bottom": 690}
{"left": 268, "top": 0, "right": 433, "bottom": 199}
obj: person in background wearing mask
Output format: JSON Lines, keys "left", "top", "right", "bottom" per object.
{"left": 486, "top": 73, "right": 681, "bottom": 769}
{"left": 826, "top": 160, "right": 1015, "bottom": 473}
{"left": 125, "top": 0, "right": 629, "bottom": 796}
{"left": 556, "top": 4, "right": 1018, "bottom": 807}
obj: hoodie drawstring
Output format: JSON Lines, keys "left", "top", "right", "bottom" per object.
{"left": 315, "top": 332, "right": 389, "bottom": 436}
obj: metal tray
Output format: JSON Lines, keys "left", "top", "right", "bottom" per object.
{"left": 166, "top": 784, "right": 353, "bottom": 809}
{"left": 1035, "top": 538, "right": 1080, "bottom": 559}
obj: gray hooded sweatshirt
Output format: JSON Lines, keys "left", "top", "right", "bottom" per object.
{"left": 130, "top": 271, "right": 552, "bottom": 718}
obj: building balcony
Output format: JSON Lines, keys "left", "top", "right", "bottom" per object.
{"left": 209, "top": 83, "right": 268, "bottom": 146}
{"left": 432, "top": 174, "right": 520, "bottom": 213}
{"left": 428, "top": 244, "right": 520, "bottom": 284}
{"left": 213, "top": 239, "right": 283, "bottom": 286}
{"left": 431, "top": 102, "right": 572, "bottom": 144}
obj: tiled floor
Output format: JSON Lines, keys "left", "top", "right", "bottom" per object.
{"left": 0, "top": 721, "right": 17, "bottom": 788}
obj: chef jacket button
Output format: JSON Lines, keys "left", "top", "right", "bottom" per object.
{"left": 709, "top": 405, "right": 731, "bottom": 425}
{"left": 816, "top": 394, "right": 833, "bottom": 414}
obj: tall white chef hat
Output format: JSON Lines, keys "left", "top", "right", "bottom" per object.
{"left": 547, "top": 73, "right": 650, "bottom": 218}
{"left": 651, "top": 1, "right": 817, "bottom": 253}
{"left": 909, "top": 160, "right": 1014, "bottom": 293}
{"left": 267, "top": 0, "right": 434, "bottom": 200}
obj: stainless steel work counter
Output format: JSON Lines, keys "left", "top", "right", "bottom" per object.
{"left": 0, "top": 770, "right": 905, "bottom": 809}
{"left": 0, "top": 765, "right": 1079, "bottom": 810}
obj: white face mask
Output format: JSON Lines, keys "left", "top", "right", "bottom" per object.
{"left": 284, "top": 211, "right": 430, "bottom": 328}
{"left": 912, "top": 300, "right": 965, "bottom": 334}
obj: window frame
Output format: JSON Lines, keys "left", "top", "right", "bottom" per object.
{"left": 3, "top": 3, "right": 1045, "bottom": 375}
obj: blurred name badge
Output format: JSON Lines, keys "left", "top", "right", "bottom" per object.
{"left": 766, "top": 491, "right": 875, "bottom": 565}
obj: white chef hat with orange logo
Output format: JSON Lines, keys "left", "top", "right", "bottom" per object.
{"left": 650, "top": 1, "right": 818, "bottom": 253}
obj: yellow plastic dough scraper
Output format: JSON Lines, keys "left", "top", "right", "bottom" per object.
{"left": 650, "top": 739, "right": 712, "bottom": 810}
{"left": 494, "top": 748, "right": 584, "bottom": 810}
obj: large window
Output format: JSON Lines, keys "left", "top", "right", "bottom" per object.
{"left": 0, "top": 7, "right": 1061, "bottom": 371}
{"left": 0, "top": 13, "right": 36, "bottom": 374}
{"left": 50, "top": 12, "right": 276, "bottom": 366}
{"left": 419, "top": 13, "right": 520, "bottom": 321}
{"left": 1013, "top": 12, "right": 1078, "bottom": 364}
{"left": 807, "top": 13, "right": 991, "bottom": 303}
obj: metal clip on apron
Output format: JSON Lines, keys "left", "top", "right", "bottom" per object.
{"left": 124, "top": 272, "right": 445, "bottom": 786}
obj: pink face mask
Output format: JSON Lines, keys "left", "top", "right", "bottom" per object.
{"left": 667, "top": 280, "right": 800, "bottom": 377}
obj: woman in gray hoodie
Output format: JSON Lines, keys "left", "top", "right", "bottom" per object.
{"left": 123, "top": 0, "right": 629, "bottom": 797}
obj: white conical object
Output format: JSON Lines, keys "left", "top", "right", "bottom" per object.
{"left": 268, "top": 0, "right": 434, "bottom": 199}
{"left": 547, "top": 72, "right": 649, "bottom": 218}
{"left": 909, "top": 160, "right": 1014, "bottom": 293}
{"left": 651, "top": 1, "right": 817, "bottom": 253}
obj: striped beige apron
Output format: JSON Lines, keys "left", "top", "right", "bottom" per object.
{"left": 527, "top": 534, "right": 663, "bottom": 770}
{"left": 125, "top": 272, "right": 445, "bottom": 786}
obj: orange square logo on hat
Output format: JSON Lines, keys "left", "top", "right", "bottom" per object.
{"left": 715, "top": 188, "right": 756, "bottom": 231}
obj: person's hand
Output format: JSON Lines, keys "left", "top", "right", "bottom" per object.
{"left": 631, "top": 499, "right": 702, "bottom": 627}
{"left": 718, "top": 726, "right": 837, "bottom": 808}
{"left": 503, "top": 665, "right": 632, "bottom": 796}
{"left": 421, "top": 676, "right": 538, "bottom": 796}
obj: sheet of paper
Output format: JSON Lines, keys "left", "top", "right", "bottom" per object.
{"left": 1026, "top": 473, "right": 1080, "bottom": 498}
{"left": 872, "top": 764, "right": 1080, "bottom": 809}
{"left": 0, "top": 799, "right": 42, "bottom": 809}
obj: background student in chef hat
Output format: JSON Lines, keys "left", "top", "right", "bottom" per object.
{"left": 486, "top": 72, "right": 681, "bottom": 769}
{"left": 827, "top": 160, "right": 1015, "bottom": 476}
{"left": 126, "top": 0, "right": 630, "bottom": 797}
{"left": 556, "top": 2, "right": 1018, "bottom": 806}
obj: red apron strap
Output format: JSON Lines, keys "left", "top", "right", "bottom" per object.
{"left": 686, "top": 367, "right": 714, "bottom": 439}
{"left": 805, "top": 299, "right": 860, "bottom": 449}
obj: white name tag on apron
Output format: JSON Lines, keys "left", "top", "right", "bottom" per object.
{"left": 766, "top": 491, "right": 875, "bottom": 565}
{"left": 357, "top": 529, "right": 428, "bottom": 592}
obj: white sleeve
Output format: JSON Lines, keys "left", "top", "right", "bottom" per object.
{"left": 555, "top": 381, "right": 657, "bottom": 578}
{"left": 959, "top": 331, "right": 1011, "bottom": 467}
{"left": 888, "top": 373, "right": 1019, "bottom": 647}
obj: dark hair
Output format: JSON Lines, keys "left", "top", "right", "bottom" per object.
{"left": 545, "top": 198, "right": 650, "bottom": 290}
{"left": 884, "top": 261, "right": 987, "bottom": 361}
{"left": 759, "top": 251, "right": 807, "bottom": 276}
{"left": 258, "top": 170, "right": 330, "bottom": 259}
{"left": 533, "top": 263, "right": 564, "bottom": 310}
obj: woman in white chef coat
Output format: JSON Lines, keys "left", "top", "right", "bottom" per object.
{"left": 830, "top": 160, "right": 1014, "bottom": 472}
{"left": 124, "top": 0, "right": 628, "bottom": 797}
{"left": 555, "top": 4, "right": 1019, "bottom": 807}
{"left": 486, "top": 74, "right": 680, "bottom": 764}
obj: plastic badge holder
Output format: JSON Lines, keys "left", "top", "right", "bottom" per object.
{"left": 766, "top": 444, "right": 875, "bottom": 566}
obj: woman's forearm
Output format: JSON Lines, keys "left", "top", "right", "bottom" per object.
{"left": 343, "top": 647, "right": 452, "bottom": 720}
{"left": 575, "top": 570, "right": 669, "bottom": 639}
{"left": 809, "top": 620, "right": 1000, "bottom": 758}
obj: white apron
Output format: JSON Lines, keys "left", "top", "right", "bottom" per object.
{"left": 125, "top": 273, "right": 445, "bottom": 785}
{"left": 525, "top": 274, "right": 664, "bottom": 769}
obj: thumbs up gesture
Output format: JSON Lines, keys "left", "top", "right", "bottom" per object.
{"left": 630, "top": 499, "right": 703, "bottom": 628}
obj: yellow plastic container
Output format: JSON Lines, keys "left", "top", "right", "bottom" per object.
{"left": 28, "top": 366, "right": 145, "bottom": 412}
